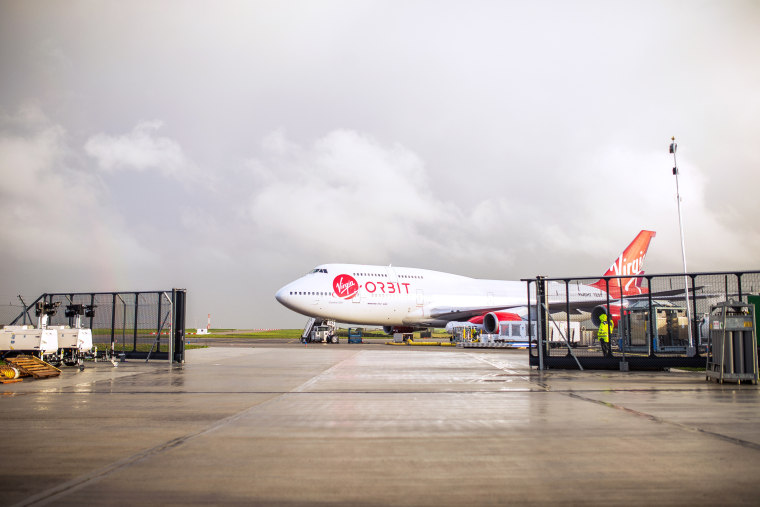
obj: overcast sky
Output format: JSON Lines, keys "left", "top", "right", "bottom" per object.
{"left": 1, "top": 1, "right": 759, "bottom": 328}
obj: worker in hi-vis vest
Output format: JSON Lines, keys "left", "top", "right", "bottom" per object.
{"left": 597, "top": 314, "right": 613, "bottom": 358}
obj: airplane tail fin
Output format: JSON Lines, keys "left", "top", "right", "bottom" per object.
{"left": 591, "top": 230, "right": 656, "bottom": 297}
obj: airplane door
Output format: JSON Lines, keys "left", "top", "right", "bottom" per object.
{"left": 416, "top": 289, "right": 424, "bottom": 306}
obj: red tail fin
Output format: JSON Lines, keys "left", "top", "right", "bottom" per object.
{"left": 591, "top": 230, "right": 656, "bottom": 297}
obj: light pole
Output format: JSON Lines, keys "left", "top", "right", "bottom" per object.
{"left": 670, "top": 137, "right": 694, "bottom": 355}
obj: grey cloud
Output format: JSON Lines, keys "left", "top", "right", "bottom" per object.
{"left": 248, "top": 130, "right": 467, "bottom": 259}
{"left": 84, "top": 121, "right": 191, "bottom": 178}
{"left": 0, "top": 108, "right": 157, "bottom": 289}
{"left": 1, "top": 1, "right": 758, "bottom": 328}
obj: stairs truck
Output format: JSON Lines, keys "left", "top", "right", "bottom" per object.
{"left": 301, "top": 318, "right": 338, "bottom": 343}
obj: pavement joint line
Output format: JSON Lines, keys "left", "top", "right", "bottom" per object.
{"left": 12, "top": 354, "right": 367, "bottom": 507}
{"left": 289, "top": 349, "right": 364, "bottom": 393}
{"left": 564, "top": 391, "right": 760, "bottom": 452}
{"left": 12, "top": 398, "right": 281, "bottom": 507}
{"left": 4, "top": 386, "right": 747, "bottom": 395}
{"left": 471, "top": 354, "right": 760, "bottom": 450}
{"left": 467, "top": 353, "right": 534, "bottom": 384}
{"left": 8, "top": 348, "right": 760, "bottom": 505}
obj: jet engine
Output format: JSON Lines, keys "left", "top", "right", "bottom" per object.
{"left": 591, "top": 304, "right": 622, "bottom": 327}
{"left": 482, "top": 311, "right": 522, "bottom": 334}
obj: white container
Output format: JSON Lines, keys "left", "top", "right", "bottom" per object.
{"left": 0, "top": 327, "right": 59, "bottom": 355}
{"left": 50, "top": 326, "right": 93, "bottom": 352}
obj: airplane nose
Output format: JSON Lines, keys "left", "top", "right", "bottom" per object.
{"left": 275, "top": 284, "right": 298, "bottom": 311}
{"left": 275, "top": 286, "right": 287, "bottom": 304}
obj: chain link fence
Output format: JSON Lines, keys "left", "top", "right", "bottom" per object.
{"left": 4, "top": 290, "right": 186, "bottom": 362}
{"left": 0, "top": 303, "right": 25, "bottom": 328}
{"left": 526, "top": 271, "right": 760, "bottom": 370}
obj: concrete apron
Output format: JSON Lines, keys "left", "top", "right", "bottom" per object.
{"left": 2, "top": 346, "right": 759, "bottom": 506}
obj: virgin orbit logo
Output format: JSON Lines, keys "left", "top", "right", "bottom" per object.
{"left": 333, "top": 274, "right": 359, "bottom": 299}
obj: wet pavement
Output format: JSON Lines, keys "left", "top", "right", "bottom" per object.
{"left": 2, "top": 345, "right": 759, "bottom": 506}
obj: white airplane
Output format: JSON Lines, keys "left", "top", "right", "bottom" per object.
{"left": 275, "top": 230, "right": 656, "bottom": 334}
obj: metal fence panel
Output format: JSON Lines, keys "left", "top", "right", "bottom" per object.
{"left": 5, "top": 290, "right": 185, "bottom": 362}
{"left": 527, "top": 271, "right": 760, "bottom": 370}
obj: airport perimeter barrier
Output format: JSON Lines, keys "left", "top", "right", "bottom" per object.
{"left": 523, "top": 271, "right": 760, "bottom": 370}
{"left": 6, "top": 289, "right": 187, "bottom": 363}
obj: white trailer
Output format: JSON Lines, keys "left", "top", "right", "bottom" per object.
{"left": 52, "top": 303, "right": 96, "bottom": 365}
{"left": 49, "top": 326, "right": 93, "bottom": 365}
{"left": 1, "top": 301, "right": 94, "bottom": 365}
{"left": 463, "top": 320, "right": 581, "bottom": 348}
{"left": 0, "top": 325, "right": 59, "bottom": 357}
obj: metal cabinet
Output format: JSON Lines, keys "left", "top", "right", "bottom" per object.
{"left": 706, "top": 301, "right": 758, "bottom": 384}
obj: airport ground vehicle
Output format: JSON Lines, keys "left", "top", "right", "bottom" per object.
{"left": 347, "top": 328, "right": 363, "bottom": 343}
{"left": 312, "top": 325, "right": 337, "bottom": 343}
{"left": 452, "top": 320, "right": 579, "bottom": 348}
{"left": 301, "top": 319, "right": 339, "bottom": 343}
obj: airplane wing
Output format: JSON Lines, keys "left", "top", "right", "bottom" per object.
{"left": 427, "top": 305, "right": 524, "bottom": 322}
{"left": 430, "top": 286, "right": 713, "bottom": 323}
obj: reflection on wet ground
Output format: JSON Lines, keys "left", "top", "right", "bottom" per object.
{"left": 2, "top": 345, "right": 759, "bottom": 505}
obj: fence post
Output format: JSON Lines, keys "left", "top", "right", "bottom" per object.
{"left": 156, "top": 293, "right": 162, "bottom": 353}
{"left": 647, "top": 277, "right": 655, "bottom": 358}
{"left": 690, "top": 275, "right": 699, "bottom": 356}
{"left": 168, "top": 291, "right": 174, "bottom": 364}
{"left": 536, "top": 276, "right": 547, "bottom": 370}
{"left": 172, "top": 289, "right": 186, "bottom": 364}
{"left": 737, "top": 273, "right": 743, "bottom": 301}
{"left": 526, "top": 280, "right": 534, "bottom": 356}
{"left": 110, "top": 293, "right": 117, "bottom": 354}
{"left": 565, "top": 280, "right": 571, "bottom": 350}
{"left": 133, "top": 292, "right": 139, "bottom": 352}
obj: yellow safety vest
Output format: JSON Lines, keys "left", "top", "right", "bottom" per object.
{"left": 597, "top": 321, "right": 612, "bottom": 342}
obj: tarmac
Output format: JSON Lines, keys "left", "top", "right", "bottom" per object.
{"left": 2, "top": 342, "right": 759, "bottom": 506}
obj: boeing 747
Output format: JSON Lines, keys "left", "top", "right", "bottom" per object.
{"left": 275, "top": 230, "right": 656, "bottom": 335}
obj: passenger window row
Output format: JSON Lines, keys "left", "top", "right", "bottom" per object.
{"left": 352, "top": 273, "right": 424, "bottom": 279}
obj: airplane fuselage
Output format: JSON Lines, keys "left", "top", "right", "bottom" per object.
{"left": 275, "top": 263, "right": 608, "bottom": 327}
{"left": 275, "top": 232, "right": 655, "bottom": 330}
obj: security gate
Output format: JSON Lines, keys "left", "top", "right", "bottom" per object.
{"left": 525, "top": 271, "right": 760, "bottom": 370}
{"left": 8, "top": 289, "right": 187, "bottom": 363}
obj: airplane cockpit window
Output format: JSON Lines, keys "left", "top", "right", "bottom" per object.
{"left": 310, "top": 268, "right": 329, "bottom": 274}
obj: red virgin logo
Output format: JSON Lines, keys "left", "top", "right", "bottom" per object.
{"left": 333, "top": 274, "right": 359, "bottom": 299}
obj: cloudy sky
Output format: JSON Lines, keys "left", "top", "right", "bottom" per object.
{"left": 1, "top": 1, "right": 759, "bottom": 328}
